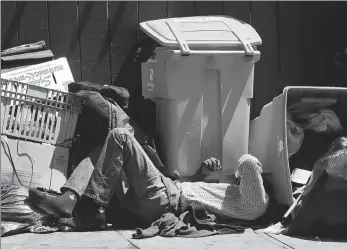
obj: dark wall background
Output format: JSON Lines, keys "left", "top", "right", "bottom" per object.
{"left": 2, "top": 1, "right": 347, "bottom": 135}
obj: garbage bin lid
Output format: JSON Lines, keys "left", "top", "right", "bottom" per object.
{"left": 140, "top": 16, "right": 261, "bottom": 55}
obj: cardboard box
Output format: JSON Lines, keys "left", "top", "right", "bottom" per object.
{"left": 1, "top": 57, "right": 74, "bottom": 92}
{"left": 1, "top": 135, "right": 69, "bottom": 192}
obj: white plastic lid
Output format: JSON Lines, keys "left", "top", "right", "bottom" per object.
{"left": 140, "top": 16, "right": 262, "bottom": 55}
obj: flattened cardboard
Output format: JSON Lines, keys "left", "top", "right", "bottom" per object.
{"left": 1, "top": 57, "right": 74, "bottom": 92}
{"left": 1, "top": 135, "right": 69, "bottom": 192}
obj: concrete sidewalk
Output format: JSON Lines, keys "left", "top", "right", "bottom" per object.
{"left": 2, "top": 229, "right": 347, "bottom": 249}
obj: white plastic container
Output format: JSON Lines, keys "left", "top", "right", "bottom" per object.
{"left": 140, "top": 16, "right": 262, "bottom": 181}
{"left": 249, "top": 86, "right": 347, "bottom": 206}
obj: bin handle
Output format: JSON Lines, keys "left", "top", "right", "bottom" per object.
{"left": 224, "top": 22, "right": 255, "bottom": 56}
{"left": 165, "top": 20, "right": 255, "bottom": 57}
{"left": 165, "top": 20, "right": 191, "bottom": 56}
{"left": 171, "top": 50, "right": 260, "bottom": 56}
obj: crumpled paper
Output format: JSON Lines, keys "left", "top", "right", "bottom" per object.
{"left": 261, "top": 222, "right": 287, "bottom": 235}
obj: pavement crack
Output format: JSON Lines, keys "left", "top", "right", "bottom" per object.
{"left": 116, "top": 230, "right": 140, "bottom": 249}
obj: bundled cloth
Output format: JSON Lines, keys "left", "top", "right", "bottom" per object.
{"left": 298, "top": 109, "right": 343, "bottom": 133}
{"left": 132, "top": 202, "right": 245, "bottom": 239}
{"left": 68, "top": 81, "right": 130, "bottom": 109}
{"left": 1, "top": 184, "right": 58, "bottom": 237}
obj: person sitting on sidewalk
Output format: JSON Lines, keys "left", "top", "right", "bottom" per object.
{"left": 30, "top": 128, "right": 270, "bottom": 229}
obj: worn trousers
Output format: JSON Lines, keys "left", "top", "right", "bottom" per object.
{"left": 61, "top": 128, "right": 181, "bottom": 222}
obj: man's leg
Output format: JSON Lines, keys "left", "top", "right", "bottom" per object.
{"left": 61, "top": 157, "right": 95, "bottom": 197}
{"left": 236, "top": 155, "right": 269, "bottom": 217}
{"left": 28, "top": 156, "right": 94, "bottom": 218}
{"left": 82, "top": 127, "right": 179, "bottom": 222}
{"left": 30, "top": 128, "right": 179, "bottom": 222}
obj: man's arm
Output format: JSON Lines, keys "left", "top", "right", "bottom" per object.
{"left": 191, "top": 157, "right": 222, "bottom": 182}
{"left": 191, "top": 166, "right": 209, "bottom": 182}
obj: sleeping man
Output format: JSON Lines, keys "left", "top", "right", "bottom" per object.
{"left": 30, "top": 128, "right": 269, "bottom": 229}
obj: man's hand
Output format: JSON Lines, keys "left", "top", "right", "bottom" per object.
{"left": 192, "top": 157, "right": 222, "bottom": 182}
{"left": 200, "top": 157, "right": 222, "bottom": 176}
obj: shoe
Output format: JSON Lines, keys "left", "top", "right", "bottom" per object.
{"left": 58, "top": 198, "right": 107, "bottom": 231}
{"left": 58, "top": 210, "right": 106, "bottom": 232}
{"left": 36, "top": 187, "right": 62, "bottom": 196}
{"left": 74, "top": 197, "right": 107, "bottom": 231}
{"left": 28, "top": 188, "right": 71, "bottom": 218}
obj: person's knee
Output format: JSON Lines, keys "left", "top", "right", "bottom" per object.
{"left": 108, "top": 127, "right": 132, "bottom": 137}
{"left": 106, "top": 128, "right": 133, "bottom": 145}
{"left": 236, "top": 154, "right": 262, "bottom": 178}
{"left": 238, "top": 154, "right": 261, "bottom": 166}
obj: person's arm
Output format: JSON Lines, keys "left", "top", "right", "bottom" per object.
{"left": 191, "top": 166, "right": 208, "bottom": 182}
{"left": 191, "top": 157, "right": 222, "bottom": 182}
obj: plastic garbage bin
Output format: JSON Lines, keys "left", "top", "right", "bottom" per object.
{"left": 249, "top": 86, "right": 347, "bottom": 206}
{"left": 140, "top": 16, "right": 262, "bottom": 181}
